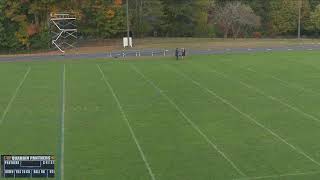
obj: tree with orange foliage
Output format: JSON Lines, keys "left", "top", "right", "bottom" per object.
{"left": 115, "top": 0, "right": 122, "bottom": 6}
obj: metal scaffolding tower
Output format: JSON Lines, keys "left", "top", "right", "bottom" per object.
{"left": 50, "top": 13, "right": 77, "bottom": 54}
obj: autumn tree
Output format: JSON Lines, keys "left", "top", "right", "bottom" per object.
{"left": 215, "top": 1, "right": 260, "bottom": 38}
{"left": 2, "top": 0, "right": 320, "bottom": 52}
{"left": 161, "top": 0, "right": 211, "bottom": 37}
{"left": 270, "top": 0, "right": 310, "bottom": 35}
{"left": 307, "top": 3, "right": 320, "bottom": 34}
{"left": 130, "top": 0, "right": 164, "bottom": 37}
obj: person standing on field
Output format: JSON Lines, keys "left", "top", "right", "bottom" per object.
{"left": 175, "top": 48, "right": 179, "bottom": 60}
{"left": 182, "top": 48, "right": 186, "bottom": 59}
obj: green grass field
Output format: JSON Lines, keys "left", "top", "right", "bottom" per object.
{"left": 1, "top": 51, "right": 320, "bottom": 180}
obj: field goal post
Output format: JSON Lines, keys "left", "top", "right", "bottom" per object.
{"left": 50, "top": 13, "right": 78, "bottom": 54}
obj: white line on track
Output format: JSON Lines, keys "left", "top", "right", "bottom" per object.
{"left": 97, "top": 64, "right": 156, "bottom": 180}
{"left": 0, "top": 67, "right": 31, "bottom": 125}
{"left": 60, "top": 64, "right": 66, "bottom": 180}
{"left": 130, "top": 64, "right": 246, "bottom": 177}
{"left": 209, "top": 68, "right": 320, "bottom": 124}
{"left": 167, "top": 65, "right": 320, "bottom": 168}
{"left": 233, "top": 170, "right": 320, "bottom": 180}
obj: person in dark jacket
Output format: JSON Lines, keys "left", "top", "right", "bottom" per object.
{"left": 175, "top": 48, "right": 179, "bottom": 60}
{"left": 182, "top": 48, "right": 186, "bottom": 59}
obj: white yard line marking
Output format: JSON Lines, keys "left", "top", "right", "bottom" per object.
{"left": 246, "top": 67, "right": 320, "bottom": 97}
{"left": 97, "top": 65, "right": 156, "bottom": 180}
{"left": 60, "top": 64, "right": 66, "bottom": 180}
{"left": 130, "top": 64, "right": 246, "bottom": 177}
{"left": 209, "top": 68, "right": 320, "bottom": 124}
{"left": 0, "top": 67, "right": 31, "bottom": 125}
{"left": 234, "top": 170, "right": 320, "bottom": 180}
{"left": 166, "top": 65, "right": 320, "bottom": 168}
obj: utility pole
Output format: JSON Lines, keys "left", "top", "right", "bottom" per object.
{"left": 298, "top": 0, "right": 302, "bottom": 39}
{"left": 126, "top": 0, "right": 130, "bottom": 48}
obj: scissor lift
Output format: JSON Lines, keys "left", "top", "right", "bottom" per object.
{"left": 50, "top": 13, "right": 77, "bottom": 54}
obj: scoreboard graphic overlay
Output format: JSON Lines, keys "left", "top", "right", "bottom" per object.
{"left": 1, "top": 155, "right": 55, "bottom": 178}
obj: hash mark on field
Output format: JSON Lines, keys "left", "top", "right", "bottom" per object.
{"left": 167, "top": 65, "right": 320, "bottom": 168}
{"left": 209, "top": 68, "right": 320, "bottom": 124}
{"left": 0, "top": 67, "right": 31, "bottom": 125}
{"left": 233, "top": 170, "right": 320, "bottom": 180}
{"left": 97, "top": 65, "right": 156, "bottom": 180}
{"left": 130, "top": 64, "right": 246, "bottom": 177}
{"left": 59, "top": 64, "right": 66, "bottom": 180}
